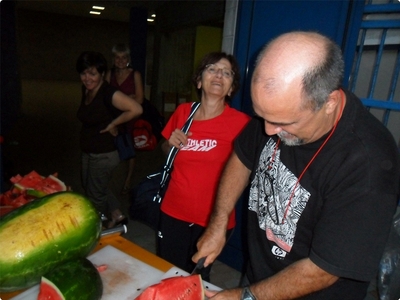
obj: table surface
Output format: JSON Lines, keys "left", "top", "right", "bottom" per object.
{"left": 0, "top": 234, "right": 173, "bottom": 300}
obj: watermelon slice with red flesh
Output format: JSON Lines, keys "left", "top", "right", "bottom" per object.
{"left": 9, "top": 174, "right": 23, "bottom": 184}
{"left": 12, "top": 170, "right": 44, "bottom": 191}
{"left": 37, "top": 279, "right": 64, "bottom": 300}
{"left": 135, "top": 275, "right": 205, "bottom": 300}
{"left": 0, "top": 172, "right": 68, "bottom": 216}
{"left": 37, "top": 258, "right": 102, "bottom": 300}
{"left": 29, "top": 174, "right": 67, "bottom": 196}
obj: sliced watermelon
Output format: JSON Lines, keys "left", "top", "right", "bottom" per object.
{"left": 135, "top": 275, "right": 204, "bottom": 300}
{"left": 37, "top": 278, "right": 64, "bottom": 300}
{"left": 13, "top": 170, "right": 44, "bottom": 191}
{"left": 0, "top": 206, "right": 14, "bottom": 217}
{"left": 37, "top": 258, "right": 102, "bottom": 300}
{"left": 0, "top": 171, "right": 68, "bottom": 215}
{"left": 10, "top": 174, "right": 23, "bottom": 184}
{"left": 34, "top": 175, "right": 67, "bottom": 194}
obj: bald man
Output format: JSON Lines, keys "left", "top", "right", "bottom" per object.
{"left": 193, "top": 31, "right": 400, "bottom": 299}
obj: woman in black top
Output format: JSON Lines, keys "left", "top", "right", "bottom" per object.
{"left": 76, "top": 51, "right": 142, "bottom": 228}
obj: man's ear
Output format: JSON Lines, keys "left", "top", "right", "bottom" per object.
{"left": 325, "top": 89, "right": 343, "bottom": 115}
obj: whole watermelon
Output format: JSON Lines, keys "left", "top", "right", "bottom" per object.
{"left": 0, "top": 192, "right": 101, "bottom": 292}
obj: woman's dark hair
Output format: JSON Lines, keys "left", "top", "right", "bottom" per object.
{"left": 192, "top": 52, "right": 240, "bottom": 101}
{"left": 76, "top": 51, "right": 108, "bottom": 74}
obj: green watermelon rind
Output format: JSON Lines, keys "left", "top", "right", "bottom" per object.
{"left": 25, "top": 188, "right": 47, "bottom": 198}
{"left": 39, "top": 258, "right": 103, "bottom": 300}
{"left": 0, "top": 192, "right": 101, "bottom": 292}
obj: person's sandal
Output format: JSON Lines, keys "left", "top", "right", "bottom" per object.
{"left": 107, "top": 210, "right": 128, "bottom": 229}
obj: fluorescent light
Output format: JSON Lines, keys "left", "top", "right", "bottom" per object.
{"left": 92, "top": 6, "right": 105, "bottom": 10}
{"left": 151, "top": 14, "right": 156, "bottom": 17}
{"left": 147, "top": 18, "right": 154, "bottom": 22}
{"left": 90, "top": 11, "right": 101, "bottom": 15}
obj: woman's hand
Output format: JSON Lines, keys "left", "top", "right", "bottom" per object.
{"left": 168, "top": 129, "right": 192, "bottom": 148}
{"left": 100, "top": 123, "right": 118, "bottom": 136}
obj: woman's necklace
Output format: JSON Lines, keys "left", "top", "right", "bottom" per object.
{"left": 269, "top": 89, "right": 345, "bottom": 224}
{"left": 115, "top": 68, "right": 131, "bottom": 86}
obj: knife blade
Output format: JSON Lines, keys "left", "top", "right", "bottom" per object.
{"left": 191, "top": 256, "right": 207, "bottom": 275}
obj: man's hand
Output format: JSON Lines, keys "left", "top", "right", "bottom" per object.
{"left": 192, "top": 226, "right": 226, "bottom": 267}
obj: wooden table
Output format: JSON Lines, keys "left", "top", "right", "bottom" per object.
{"left": 0, "top": 234, "right": 173, "bottom": 300}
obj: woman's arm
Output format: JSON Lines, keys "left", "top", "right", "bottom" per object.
{"left": 100, "top": 91, "right": 143, "bottom": 136}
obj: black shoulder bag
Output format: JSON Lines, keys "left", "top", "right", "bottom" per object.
{"left": 129, "top": 102, "right": 201, "bottom": 230}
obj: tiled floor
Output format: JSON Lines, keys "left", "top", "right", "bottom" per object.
{"left": 1, "top": 80, "right": 385, "bottom": 298}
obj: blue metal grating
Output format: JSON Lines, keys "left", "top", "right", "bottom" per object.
{"left": 349, "top": 0, "right": 400, "bottom": 127}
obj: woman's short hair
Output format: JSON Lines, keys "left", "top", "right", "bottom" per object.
{"left": 76, "top": 51, "right": 107, "bottom": 74}
{"left": 111, "top": 43, "right": 131, "bottom": 64}
{"left": 192, "top": 52, "right": 240, "bottom": 102}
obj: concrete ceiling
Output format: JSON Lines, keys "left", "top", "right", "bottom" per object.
{"left": 16, "top": 0, "right": 225, "bottom": 27}
{"left": 15, "top": 0, "right": 171, "bottom": 23}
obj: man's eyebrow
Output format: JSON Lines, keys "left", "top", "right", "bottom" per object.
{"left": 253, "top": 112, "right": 296, "bottom": 127}
{"left": 265, "top": 120, "right": 296, "bottom": 126}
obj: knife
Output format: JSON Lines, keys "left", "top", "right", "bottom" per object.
{"left": 191, "top": 256, "right": 207, "bottom": 275}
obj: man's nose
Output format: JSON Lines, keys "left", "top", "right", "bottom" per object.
{"left": 264, "top": 122, "right": 282, "bottom": 136}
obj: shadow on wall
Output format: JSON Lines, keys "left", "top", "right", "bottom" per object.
{"left": 2, "top": 80, "right": 83, "bottom": 192}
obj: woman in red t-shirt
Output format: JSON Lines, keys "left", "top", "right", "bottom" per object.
{"left": 157, "top": 52, "right": 250, "bottom": 281}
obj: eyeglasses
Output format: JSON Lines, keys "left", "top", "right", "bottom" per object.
{"left": 205, "top": 64, "right": 235, "bottom": 79}
{"left": 260, "top": 171, "right": 283, "bottom": 225}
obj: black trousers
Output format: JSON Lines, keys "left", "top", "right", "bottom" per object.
{"left": 156, "top": 211, "right": 233, "bottom": 282}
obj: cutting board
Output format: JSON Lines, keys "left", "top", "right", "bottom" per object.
{"left": 12, "top": 245, "right": 164, "bottom": 300}
{"left": 11, "top": 245, "right": 221, "bottom": 299}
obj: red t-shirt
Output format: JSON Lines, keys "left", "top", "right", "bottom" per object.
{"left": 161, "top": 102, "right": 250, "bottom": 228}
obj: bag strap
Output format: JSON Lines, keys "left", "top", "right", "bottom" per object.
{"left": 154, "top": 102, "right": 201, "bottom": 202}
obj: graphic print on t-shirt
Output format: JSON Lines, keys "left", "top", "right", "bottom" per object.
{"left": 182, "top": 139, "right": 217, "bottom": 151}
{"left": 249, "top": 139, "right": 311, "bottom": 253}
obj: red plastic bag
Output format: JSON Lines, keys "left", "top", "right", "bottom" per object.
{"left": 132, "top": 119, "right": 157, "bottom": 151}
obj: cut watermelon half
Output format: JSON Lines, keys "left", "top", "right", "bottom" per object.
{"left": 38, "top": 278, "right": 65, "bottom": 300}
{"left": 135, "top": 274, "right": 205, "bottom": 300}
{"left": 37, "top": 258, "right": 102, "bottom": 300}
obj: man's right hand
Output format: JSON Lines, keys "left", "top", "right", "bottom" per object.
{"left": 192, "top": 226, "right": 226, "bottom": 267}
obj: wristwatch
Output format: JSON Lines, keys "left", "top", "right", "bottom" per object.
{"left": 241, "top": 286, "right": 256, "bottom": 300}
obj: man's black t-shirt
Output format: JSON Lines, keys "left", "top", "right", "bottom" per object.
{"left": 234, "top": 89, "right": 400, "bottom": 299}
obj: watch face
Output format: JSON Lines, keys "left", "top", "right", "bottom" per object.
{"left": 242, "top": 287, "right": 256, "bottom": 300}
